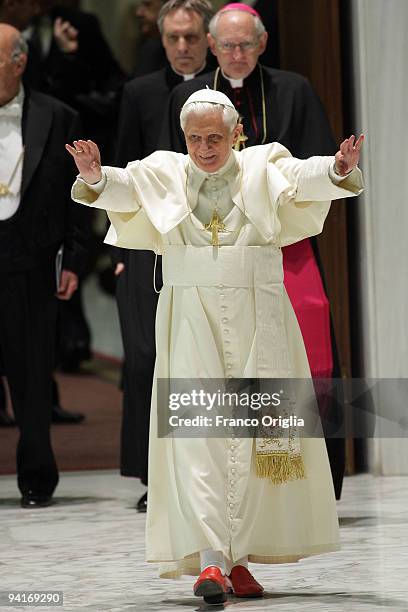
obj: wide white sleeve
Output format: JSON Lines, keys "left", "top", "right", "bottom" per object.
{"left": 71, "top": 161, "right": 163, "bottom": 251}
{"left": 267, "top": 147, "right": 363, "bottom": 247}
{"left": 275, "top": 154, "right": 364, "bottom": 203}
{"left": 70, "top": 151, "right": 189, "bottom": 253}
{"left": 71, "top": 165, "right": 142, "bottom": 212}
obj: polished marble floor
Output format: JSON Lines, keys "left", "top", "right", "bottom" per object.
{"left": 0, "top": 471, "right": 407, "bottom": 611}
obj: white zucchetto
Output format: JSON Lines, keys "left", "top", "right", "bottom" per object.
{"left": 182, "top": 88, "right": 236, "bottom": 111}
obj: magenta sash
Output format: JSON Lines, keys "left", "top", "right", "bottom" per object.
{"left": 283, "top": 239, "right": 333, "bottom": 377}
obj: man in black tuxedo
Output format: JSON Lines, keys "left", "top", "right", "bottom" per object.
{"left": 114, "top": 0, "right": 214, "bottom": 512}
{"left": 0, "top": 24, "right": 88, "bottom": 507}
{"left": 1, "top": 0, "right": 117, "bottom": 416}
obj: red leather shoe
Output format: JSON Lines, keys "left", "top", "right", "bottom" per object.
{"left": 228, "top": 565, "right": 264, "bottom": 598}
{"left": 193, "top": 566, "right": 232, "bottom": 604}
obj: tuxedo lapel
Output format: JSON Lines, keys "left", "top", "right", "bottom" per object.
{"left": 21, "top": 93, "right": 52, "bottom": 199}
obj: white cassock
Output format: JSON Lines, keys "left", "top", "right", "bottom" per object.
{"left": 72, "top": 143, "right": 363, "bottom": 578}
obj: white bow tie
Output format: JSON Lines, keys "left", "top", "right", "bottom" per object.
{"left": 0, "top": 102, "right": 22, "bottom": 119}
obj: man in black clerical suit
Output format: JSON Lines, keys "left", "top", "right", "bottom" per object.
{"left": 114, "top": 0, "right": 214, "bottom": 512}
{"left": 0, "top": 25, "right": 88, "bottom": 507}
{"left": 160, "top": 3, "right": 346, "bottom": 500}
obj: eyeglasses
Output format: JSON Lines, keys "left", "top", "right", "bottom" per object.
{"left": 215, "top": 40, "right": 259, "bottom": 53}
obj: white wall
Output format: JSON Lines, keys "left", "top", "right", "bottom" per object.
{"left": 350, "top": 0, "right": 408, "bottom": 473}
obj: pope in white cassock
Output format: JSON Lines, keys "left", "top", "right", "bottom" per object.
{"left": 67, "top": 89, "right": 364, "bottom": 604}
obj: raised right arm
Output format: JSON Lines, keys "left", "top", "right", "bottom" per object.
{"left": 66, "top": 139, "right": 102, "bottom": 184}
{"left": 67, "top": 139, "right": 141, "bottom": 213}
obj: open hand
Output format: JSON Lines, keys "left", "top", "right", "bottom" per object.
{"left": 54, "top": 17, "right": 79, "bottom": 53}
{"left": 335, "top": 134, "right": 364, "bottom": 176}
{"left": 65, "top": 139, "right": 102, "bottom": 184}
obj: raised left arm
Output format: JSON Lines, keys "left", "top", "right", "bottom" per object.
{"left": 266, "top": 137, "right": 365, "bottom": 247}
{"left": 272, "top": 135, "right": 365, "bottom": 204}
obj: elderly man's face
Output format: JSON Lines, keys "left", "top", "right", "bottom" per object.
{"left": 0, "top": 26, "right": 26, "bottom": 105}
{"left": 162, "top": 8, "right": 208, "bottom": 75}
{"left": 208, "top": 11, "right": 267, "bottom": 80}
{"left": 184, "top": 110, "right": 242, "bottom": 173}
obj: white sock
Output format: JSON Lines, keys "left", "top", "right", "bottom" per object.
{"left": 200, "top": 549, "right": 226, "bottom": 574}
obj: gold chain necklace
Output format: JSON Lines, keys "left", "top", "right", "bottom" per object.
{"left": 0, "top": 148, "right": 24, "bottom": 198}
{"left": 213, "top": 64, "right": 267, "bottom": 149}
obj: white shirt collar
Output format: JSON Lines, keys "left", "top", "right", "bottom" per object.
{"left": 221, "top": 69, "right": 244, "bottom": 89}
{"left": 171, "top": 61, "right": 206, "bottom": 81}
{"left": 0, "top": 86, "right": 24, "bottom": 118}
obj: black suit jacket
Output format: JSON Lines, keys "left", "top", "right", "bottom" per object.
{"left": 3, "top": 89, "right": 89, "bottom": 275}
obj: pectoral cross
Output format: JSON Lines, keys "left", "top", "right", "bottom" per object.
{"left": 0, "top": 183, "right": 10, "bottom": 197}
{"left": 204, "top": 209, "right": 226, "bottom": 247}
{"left": 233, "top": 116, "right": 249, "bottom": 151}
{"left": 233, "top": 130, "right": 248, "bottom": 152}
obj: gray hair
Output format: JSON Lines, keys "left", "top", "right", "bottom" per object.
{"left": 180, "top": 101, "right": 239, "bottom": 133}
{"left": 158, "top": 0, "right": 214, "bottom": 34}
{"left": 208, "top": 8, "right": 266, "bottom": 39}
{"left": 10, "top": 33, "right": 28, "bottom": 62}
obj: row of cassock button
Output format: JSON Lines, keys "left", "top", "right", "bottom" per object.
{"left": 219, "top": 283, "right": 238, "bottom": 532}
{"left": 218, "top": 284, "right": 234, "bottom": 377}
{"left": 229, "top": 444, "right": 237, "bottom": 530}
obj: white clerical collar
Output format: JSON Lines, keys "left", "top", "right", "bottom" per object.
{"left": 0, "top": 86, "right": 24, "bottom": 117}
{"left": 171, "top": 62, "right": 206, "bottom": 81}
{"left": 221, "top": 69, "right": 244, "bottom": 89}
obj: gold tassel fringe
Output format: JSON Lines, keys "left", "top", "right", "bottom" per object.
{"left": 256, "top": 453, "right": 306, "bottom": 484}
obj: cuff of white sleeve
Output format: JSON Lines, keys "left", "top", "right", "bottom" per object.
{"left": 329, "top": 162, "right": 353, "bottom": 182}
{"left": 77, "top": 172, "right": 107, "bottom": 194}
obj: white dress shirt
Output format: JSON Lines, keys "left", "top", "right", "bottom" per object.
{"left": 0, "top": 87, "right": 24, "bottom": 221}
